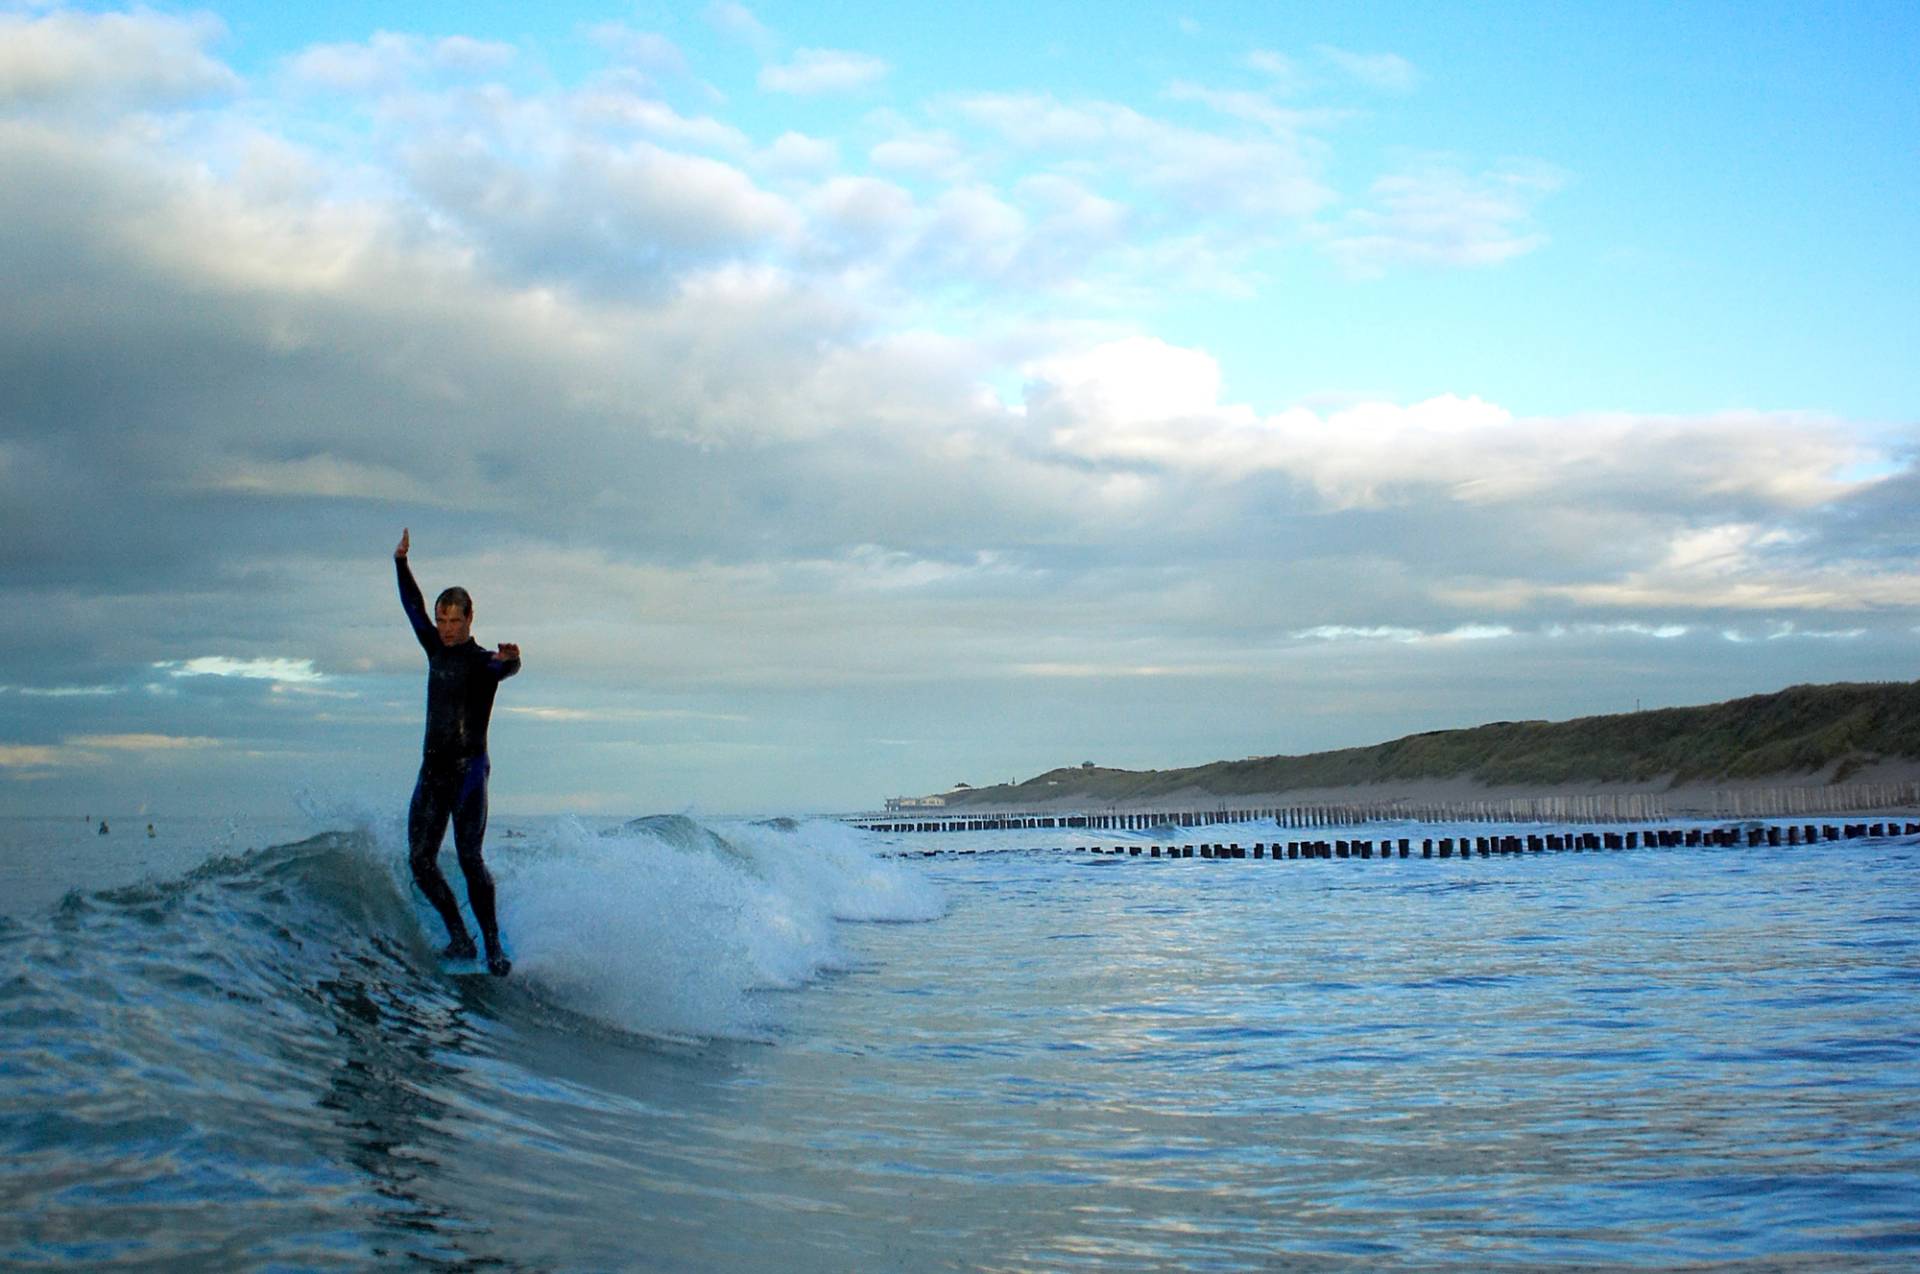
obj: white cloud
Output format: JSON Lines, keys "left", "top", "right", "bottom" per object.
{"left": 796, "top": 544, "right": 1022, "bottom": 594}
{"left": 808, "top": 174, "right": 917, "bottom": 245}
{"left": 586, "top": 24, "right": 689, "bottom": 77}
{"left": 758, "top": 130, "right": 838, "bottom": 174}
{"left": 1029, "top": 336, "right": 1225, "bottom": 427}
{"left": 0, "top": 9, "right": 238, "bottom": 108}
{"left": 1013, "top": 662, "right": 1188, "bottom": 678}
{"left": 502, "top": 705, "right": 748, "bottom": 723}
{"left": 1244, "top": 49, "right": 1301, "bottom": 89}
{"left": 1468, "top": 521, "right": 1920, "bottom": 615}
{"left": 911, "top": 185, "right": 1028, "bottom": 278}
{"left": 707, "top": 2, "right": 774, "bottom": 53}
{"left": 269, "top": 683, "right": 360, "bottom": 701}
{"left": 869, "top": 131, "right": 969, "bottom": 180}
{"left": 0, "top": 744, "right": 72, "bottom": 768}
{"left": 1764, "top": 622, "right": 1865, "bottom": 641}
{"left": 1546, "top": 623, "right": 1693, "bottom": 640}
{"left": 0, "top": 732, "right": 218, "bottom": 771}
{"left": 1316, "top": 45, "right": 1419, "bottom": 94}
{"left": 434, "top": 35, "right": 518, "bottom": 74}
{"left": 18, "top": 684, "right": 120, "bottom": 697}
{"left": 402, "top": 134, "right": 804, "bottom": 289}
{"left": 954, "top": 91, "right": 1331, "bottom": 221}
{"left": 160, "top": 657, "right": 325, "bottom": 683}
{"left": 760, "top": 48, "right": 889, "bottom": 95}
{"left": 205, "top": 455, "right": 439, "bottom": 503}
{"left": 1294, "top": 625, "right": 1424, "bottom": 643}
{"left": 1325, "top": 160, "right": 1565, "bottom": 276}
{"left": 67, "top": 732, "right": 220, "bottom": 750}
{"left": 574, "top": 89, "right": 751, "bottom": 153}
{"left": 284, "top": 31, "right": 515, "bottom": 93}
{"left": 1033, "top": 337, "right": 1885, "bottom": 514}
{"left": 1290, "top": 624, "right": 1514, "bottom": 645}
{"left": 1164, "top": 81, "right": 1344, "bottom": 136}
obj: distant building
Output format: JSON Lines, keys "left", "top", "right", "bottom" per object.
{"left": 884, "top": 795, "right": 949, "bottom": 811}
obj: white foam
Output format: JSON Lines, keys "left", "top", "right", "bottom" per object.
{"left": 493, "top": 816, "right": 944, "bottom": 1040}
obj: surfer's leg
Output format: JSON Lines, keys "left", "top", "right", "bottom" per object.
{"left": 451, "top": 756, "right": 509, "bottom": 975}
{"left": 408, "top": 764, "right": 473, "bottom": 954}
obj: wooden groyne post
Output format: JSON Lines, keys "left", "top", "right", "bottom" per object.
{"left": 901, "top": 821, "right": 1920, "bottom": 861}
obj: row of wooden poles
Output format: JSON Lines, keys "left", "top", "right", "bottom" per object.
{"left": 854, "top": 781, "right": 1920, "bottom": 835}
{"left": 910, "top": 820, "right": 1920, "bottom": 860}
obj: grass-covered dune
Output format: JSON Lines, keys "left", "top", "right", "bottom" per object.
{"left": 940, "top": 680, "right": 1920, "bottom": 808}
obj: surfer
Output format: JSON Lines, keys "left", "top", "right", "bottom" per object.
{"left": 395, "top": 528, "right": 520, "bottom": 976}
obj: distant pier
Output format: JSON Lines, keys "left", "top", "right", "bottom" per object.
{"left": 881, "top": 820, "right": 1920, "bottom": 861}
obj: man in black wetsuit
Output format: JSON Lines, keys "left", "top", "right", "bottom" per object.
{"left": 395, "top": 528, "right": 520, "bottom": 976}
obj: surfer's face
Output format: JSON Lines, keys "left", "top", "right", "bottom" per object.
{"left": 435, "top": 603, "right": 472, "bottom": 646}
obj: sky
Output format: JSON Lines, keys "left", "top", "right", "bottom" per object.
{"left": 2, "top": 1, "right": 1917, "bottom": 818}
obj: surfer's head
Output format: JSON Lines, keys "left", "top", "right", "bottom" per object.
{"left": 434, "top": 587, "right": 473, "bottom": 645}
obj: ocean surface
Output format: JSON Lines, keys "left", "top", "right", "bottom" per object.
{"left": 2, "top": 808, "right": 1917, "bottom": 1270}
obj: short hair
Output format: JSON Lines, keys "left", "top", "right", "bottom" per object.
{"left": 434, "top": 586, "right": 472, "bottom": 618}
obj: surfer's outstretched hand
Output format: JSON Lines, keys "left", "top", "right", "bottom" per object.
{"left": 497, "top": 642, "right": 521, "bottom": 663}
{"left": 395, "top": 528, "right": 410, "bottom": 559}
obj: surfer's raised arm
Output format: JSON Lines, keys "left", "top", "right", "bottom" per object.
{"left": 394, "top": 527, "right": 437, "bottom": 654}
{"left": 492, "top": 642, "right": 522, "bottom": 678}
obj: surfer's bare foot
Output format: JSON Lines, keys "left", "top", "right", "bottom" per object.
{"left": 443, "top": 935, "right": 477, "bottom": 960}
{"left": 486, "top": 952, "right": 512, "bottom": 977}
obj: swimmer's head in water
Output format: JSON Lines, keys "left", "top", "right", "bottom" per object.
{"left": 434, "top": 587, "right": 473, "bottom": 645}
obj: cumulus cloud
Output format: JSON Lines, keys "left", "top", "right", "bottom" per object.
{"left": 283, "top": 30, "right": 515, "bottom": 92}
{"left": 1031, "top": 338, "right": 1881, "bottom": 516}
{"left": 869, "top": 129, "right": 969, "bottom": 180}
{"left": 401, "top": 133, "right": 804, "bottom": 293}
{"left": 0, "top": 8, "right": 238, "bottom": 108}
{"left": 759, "top": 48, "right": 888, "bottom": 95}
{"left": 1029, "top": 336, "right": 1227, "bottom": 427}
{"left": 574, "top": 90, "right": 752, "bottom": 153}
{"left": 758, "top": 129, "right": 838, "bottom": 174}
{"left": 806, "top": 174, "right": 916, "bottom": 253}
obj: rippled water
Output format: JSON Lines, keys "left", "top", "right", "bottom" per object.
{"left": 2, "top": 815, "right": 1916, "bottom": 1269}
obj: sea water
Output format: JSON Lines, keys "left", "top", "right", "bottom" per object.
{"left": 1, "top": 811, "right": 1916, "bottom": 1269}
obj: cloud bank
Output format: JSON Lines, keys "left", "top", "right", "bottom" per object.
{"left": 1, "top": 5, "right": 1912, "bottom": 815}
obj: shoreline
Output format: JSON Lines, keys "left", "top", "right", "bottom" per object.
{"left": 901, "top": 758, "right": 1920, "bottom": 820}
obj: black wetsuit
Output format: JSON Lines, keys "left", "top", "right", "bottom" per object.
{"left": 398, "top": 556, "right": 519, "bottom": 968}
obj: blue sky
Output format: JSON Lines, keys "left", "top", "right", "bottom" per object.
{"left": 2, "top": 1, "right": 1916, "bottom": 816}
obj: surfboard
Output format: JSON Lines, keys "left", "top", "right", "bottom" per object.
{"left": 435, "top": 934, "right": 513, "bottom": 977}
{"left": 415, "top": 893, "right": 512, "bottom": 977}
